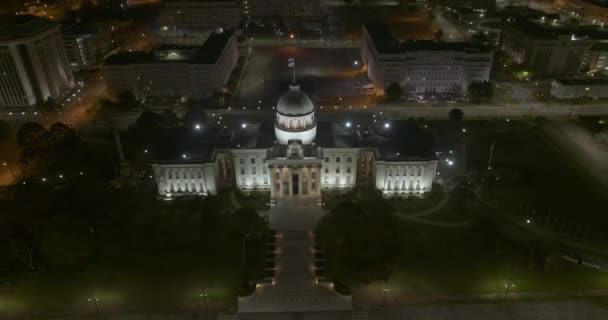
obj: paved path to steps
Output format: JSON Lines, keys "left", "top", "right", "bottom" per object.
{"left": 239, "top": 198, "right": 352, "bottom": 314}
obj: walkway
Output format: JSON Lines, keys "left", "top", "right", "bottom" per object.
{"left": 393, "top": 188, "right": 471, "bottom": 228}
{"left": 239, "top": 198, "right": 352, "bottom": 315}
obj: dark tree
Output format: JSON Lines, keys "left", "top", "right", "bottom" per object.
{"left": 117, "top": 91, "right": 139, "bottom": 109}
{"left": 385, "top": 82, "right": 402, "bottom": 102}
{"left": 161, "top": 109, "right": 181, "bottom": 128}
{"left": 449, "top": 108, "right": 464, "bottom": 120}
{"left": 17, "top": 122, "right": 47, "bottom": 149}
{"left": 471, "top": 32, "right": 492, "bottom": 49}
{"left": 35, "top": 98, "right": 60, "bottom": 113}
{"left": 467, "top": 81, "right": 493, "bottom": 103}
{"left": 434, "top": 28, "right": 443, "bottom": 40}
{"left": 0, "top": 120, "right": 12, "bottom": 140}
{"left": 316, "top": 201, "right": 403, "bottom": 285}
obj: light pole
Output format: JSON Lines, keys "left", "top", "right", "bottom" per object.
{"left": 199, "top": 290, "right": 208, "bottom": 312}
{"left": 88, "top": 295, "right": 100, "bottom": 320}
{"left": 382, "top": 280, "right": 389, "bottom": 307}
{"left": 503, "top": 279, "right": 515, "bottom": 301}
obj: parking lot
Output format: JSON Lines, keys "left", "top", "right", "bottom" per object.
{"left": 233, "top": 46, "right": 371, "bottom": 110}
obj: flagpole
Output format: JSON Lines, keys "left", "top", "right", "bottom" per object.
{"left": 293, "top": 62, "right": 296, "bottom": 83}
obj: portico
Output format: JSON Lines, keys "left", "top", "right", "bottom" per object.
{"left": 270, "top": 164, "right": 322, "bottom": 199}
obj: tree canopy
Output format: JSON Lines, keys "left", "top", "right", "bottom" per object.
{"left": 315, "top": 199, "right": 403, "bottom": 286}
{"left": 467, "top": 81, "right": 493, "bottom": 103}
{"left": 385, "top": 82, "right": 402, "bottom": 102}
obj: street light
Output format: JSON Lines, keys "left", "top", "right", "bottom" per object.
{"left": 382, "top": 281, "right": 389, "bottom": 306}
{"left": 88, "top": 295, "right": 101, "bottom": 320}
{"left": 199, "top": 290, "right": 208, "bottom": 312}
{"left": 345, "top": 122, "right": 351, "bottom": 128}
{"left": 194, "top": 124, "right": 201, "bottom": 130}
{"left": 384, "top": 122, "right": 390, "bottom": 128}
{"left": 241, "top": 123, "right": 247, "bottom": 129}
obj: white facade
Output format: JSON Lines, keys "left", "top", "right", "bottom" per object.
{"left": 151, "top": 163, "right": 218, "bottom": 197}
{"left": 375, "top": 161, "right": 438, "bottom": 197}
{"left": 152, "top": 84, "right": 438, "bottom": 200}
{"left": 361, "top": 24, "right": 492, "bottom": 96}
{"left": 102, "top": 29, "right": 238, "bottom": 100}
{"left": 0, "top": 16, "right": 74, "bottom": 108}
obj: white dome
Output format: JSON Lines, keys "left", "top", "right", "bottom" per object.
{"left": 276, "top": 84, "right": 315, "bottom": 116}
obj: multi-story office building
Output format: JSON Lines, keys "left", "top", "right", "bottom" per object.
{"left": 361, "top": 23, "right": 492, "bottom": 96}
{"left": 500, "top": 15, "right": 608, "bottom": 76}
{"left": 102, "top": 28, "right": 237, "bottom": 100}
{"left": 550, "top": 76, "right": 608, "bottom": 99}
{"left": 159, "top": 0, "right": 243, "bottom": 32}
{"left": 151, "top": 84, "right": 438, "bottom": 201}
{"left": 587, "top": 43, "right": 608, "bottom": 71}
{"left": 0, "top": 15, "right": 75, "bottom": 108}
{"left": 62, "top": 20, "right": 113, "bottom": 71}
{"left": 247, "top": 0, "right": 322, "bottom": 19}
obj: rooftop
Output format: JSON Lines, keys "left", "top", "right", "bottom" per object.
{"left": 363, "top": 23, "right": 487, "bottom": 55}
{"left": 502, "top": 15, "right": 608, "bottom": 40}
{"left": 0, "top": 15, "right": 58, "bottom": 41}
{"left": 153, "top": 120, "right": 437, "bottom": 163}
{"left": 104, "top": 28, "right": 235, "bottom": 65}
{"left": 554, "top": 76, "right": 608, "bottom": 85}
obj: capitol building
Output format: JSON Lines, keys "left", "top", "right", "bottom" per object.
{"left": 151, "top": 84, "right": 438, "bottom": 203}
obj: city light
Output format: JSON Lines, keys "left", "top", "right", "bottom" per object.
{"left": 346, "top": 122, "right": 352, "bottom": 128}
{"left": 242, "top": 123, "right": 247, "bottom": 129}
{"left": 384, "top": 122, "right": 390, "bottom": 128}
{"left": 195, "top": 124, "right": 201, "bottom": 130}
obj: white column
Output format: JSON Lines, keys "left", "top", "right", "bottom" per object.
{"left": 307, "top": 167, "right": 312, "bottom": 196}
{"left": 279, "top": 167, "right": 285, "bottom": 197}
{"left": 270, "top": 167, "right": 275, "bottom": 198}
{"left": 288, "top": 168, "right": 293, "bottom": 197}
{"left": 298, "top": 167, "right": 303, "bottom": 196}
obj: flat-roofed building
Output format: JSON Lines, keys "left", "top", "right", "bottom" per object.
{"left": 0, "top": 15, "right": 75, "bottom": 108}
{"left": 361, "top": 23, "right": 492, "bottom": 96}
{"left": 247, "top": 0, "right": 322, "bottom": 19}
{"left": 159, "top": 0, "right": 242, "bottom": 33}
{"left": 102, "top": 28, "right": 238, "bottom": 100}
{"left": 500, "top": 15, "right": 608, "bottom": 76}
{"left": 62, "top": 19, "right": 113, "bottom": 71}
{"left": 550, "top": 75, "right": 608, "bottom": 99}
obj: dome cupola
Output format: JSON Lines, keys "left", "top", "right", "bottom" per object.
{"left": 274, "top": 84, "right": 317, "bottom": 145}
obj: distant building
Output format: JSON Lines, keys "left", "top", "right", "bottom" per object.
{"left": 555, "top": 0, "right": 608, "bottom": 25}
{"left": 550, "top": 76, "right": 608, "bottom": 99}
{"left": 587, "top": 43, "right": 608, "bottom": 71}
{"left": 102, "top": 28, "right": 237, "bottom": 101}
{"left": 0, "top": 15, "right": 75, "bottom": 108}
{"left": 62, "top": 20, "right": 113, "bottom": 71}
{"left": 151, "top": 84, "right": 438, "bottom": 200}
{"left": 247, "top": 0, "right": 322, "bottom": 19}
{"left": 159, "top": 0, "right": 243, "bottom": 34}
{"left": 361, "top": 23, "right": 493, "bottom": 96}
{"left": 500, "top": 15, "right": 608, "bottom": 76}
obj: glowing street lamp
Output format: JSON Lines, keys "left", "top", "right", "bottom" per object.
{"left": 345, "top": 122, "right": 352, "bottom": 128}
{"left": 241, "top": 123, "right": 247, "bottom": 129}
{"left": 194, "top": 124, "right": 201, "bottom": 130}
{"left": 384, "top": 122, "right": 390, "bottom": 129}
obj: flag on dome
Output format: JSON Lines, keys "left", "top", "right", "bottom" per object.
{"left": 288, "top": 57, "right": 295, "bottom": 68}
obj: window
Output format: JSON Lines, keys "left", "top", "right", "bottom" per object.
{"left": 418, "top": 168, "right": 422, "bottom": 176}
{"left": 252, "top": 177, "right": 257, "bottom": 185}
{"left": 191, "top": 171, "right": 195, "bottom": 179}
{"left": 239, "top": 158, "right": 244, "bottom": 165}
{"left": 311, "top": 182, "right": 316, "bottom": 190}
{"left": 252, "top": 167, "right": 256, "bottom": 174}
{"left": 241, "top": 177, "right": 245, "bottom": 184}
{"left": 264, "top": 177, "right": 268, "bottom": 184}
{"left": 182, "top": 171, "right": 186, "bottom": 179}
{"left": 346, "top": 176, "right": 351, "bottom": 184}
{"left": 168, "top": 171, "right": 173, "bottom": 179}
{"left": 263, "top": 166, "right": 267, "bottom": 174}
{"left": 275, "top": 172, "right": 280, "bottom": 180}
{"left": 347, "top": 167, "right": 351, "bottom": 174}
{"left": 251, "top": 158, "right": 255, "bottom": 164}
{"left": 240, "top": 168, "right": 245, "bottom": 175}
{"left": 347, "top": 156, "right": 352, "bottom": 163}
{"left": 324, "top": 176, "right": 329, "bottom": 183}
{"left": 324, "top": 167, "right": 329, "bottom": 174}
{"left": 336, "top": 168, "right": 340, "bottom": 174}
{"left": 388, "top": 169, "right": 392, "bottom": 176}
{"left": 324, "top": 157, "right": 329, "bottom": 162}
{"left": 198, "top": 171, "right": 202, "bottom": 179}
{"left": 335, "top": 176, "right": 340, "bottom": 184}
{"left": 336, "top": 157, "right": 341, "bottom": 163}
